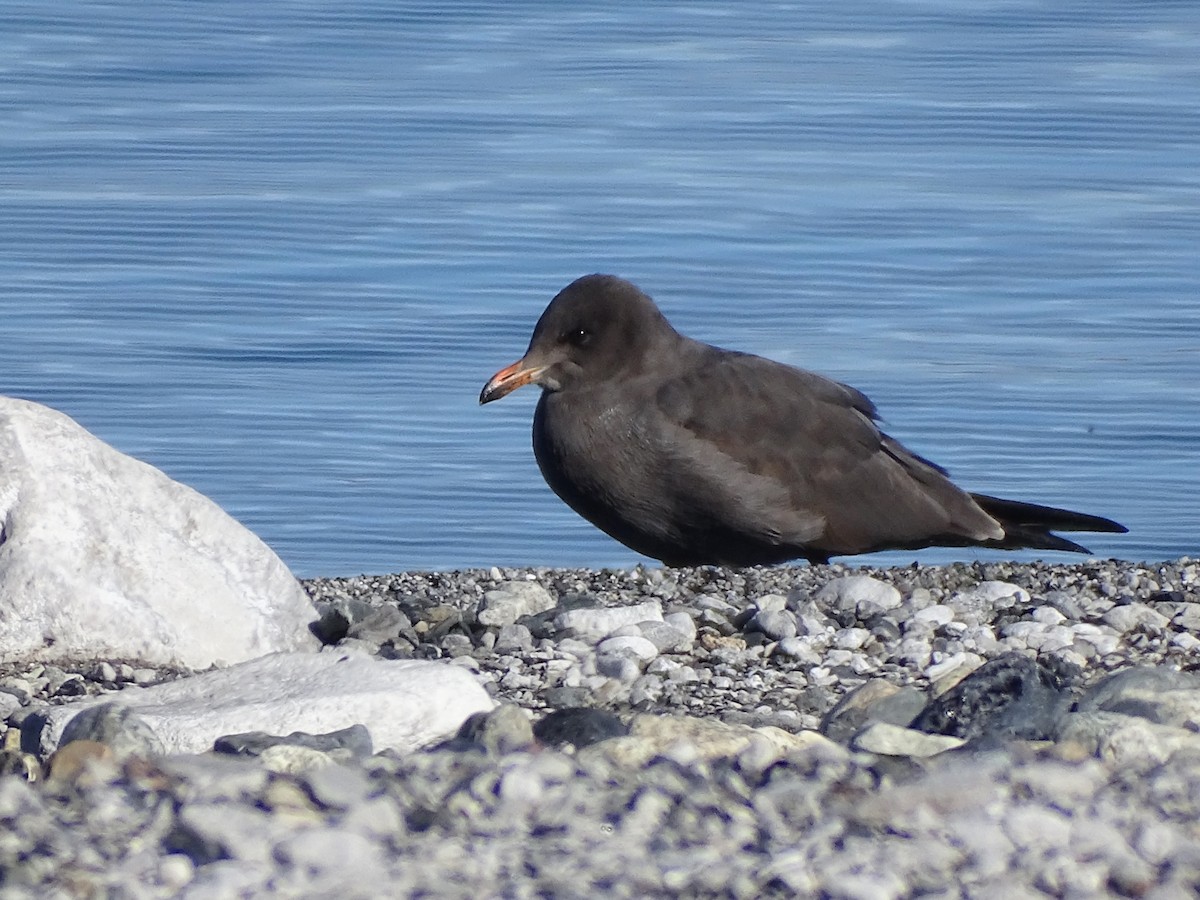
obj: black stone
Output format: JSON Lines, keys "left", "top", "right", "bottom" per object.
{"left": 909, "top": 652, "right": 1076, "bottom": 745}
{"left": 533, "top": 707, "right": 629, "bottom": 749}
{"left": 213, "top": 724, "right": 373, "bottom": 759}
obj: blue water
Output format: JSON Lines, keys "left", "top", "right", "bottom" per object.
{"left": 3, "top": 1, "right": 1198, "bottom": 576}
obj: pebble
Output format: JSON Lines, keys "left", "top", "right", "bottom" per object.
{"left": 851, "top": 721, "right": 966, "bottom": 757}
{"left": 477, "top": 581, "right": 557, "bottom": 627}
{"left": 1102, "top": 603, "right": 1171, "bottom": 633}
{"left": 637, "top": 620, "right": 694, "bottom": 652}
{"left": 56, "top": 701, "right": 164, "bottom": 760}
{"left": 0, "top": 558, "right": 1198, "bottom": 897}
{"left": 749, "top": 608, "right": 798, "bottom": 641}
{"left": 554, "top": 601, "right": 664, "bottom": 643}
{"left": 814, "top": 575, "right": 902, "bottom": 618}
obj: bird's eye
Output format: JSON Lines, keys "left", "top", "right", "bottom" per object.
{"left": 566, "top": 328, "right": 591, "bottom": 347}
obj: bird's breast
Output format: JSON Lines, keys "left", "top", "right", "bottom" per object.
{"left": 533, "top": 390, "right": 665, "bottom": 519}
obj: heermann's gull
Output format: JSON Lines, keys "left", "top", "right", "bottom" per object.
{"left": 480, "top": 274, "right": 1127, "bottom": 567}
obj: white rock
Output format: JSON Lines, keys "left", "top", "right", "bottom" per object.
{"left": 911, "top": 604, "right": 956, "bottom": 627}
{"left": 597, "top": 635, "right": 660, "bottom": 663}
{"left": 663, "top": 611, "right": 697, "bottom": 642}
{"left": 477, "top": 582, "right": 556, "bottom": 627}
{"left": 637, "top": 620, "right": 693, "bottom": 653}
{"left": 30, "top": 651, "right": 493, "bottom": 756}
{"left": 1000, "top": 621, "right": 1045, "bottom": 641}
{"left": 1003, "top": 805, "right": 1072, "bottom": 851}
{"left": 1032, "top": 606, "right": 1067, "bottom": 626}
{"left": 815, "top": 575, "right": 902, "bottom": 615}
{"left": 960, "top": 581, "right": 1031, "bottom": 606}
{"left": 926, "top": 651, "right": 976, "bottom": 684}
{"left": 1172, "top": 632, "right": 1200, "bottom": 652}
{"left": 554, "top": 601, "right": 663, "bottom": 643}
{"left": 833, "top": 627, "right": 871, "bottom": 650}
{"left": 774, "top": 638, "right": 822, "bottom": 665}
{"left": 1035, "top": 625, "right": 1078, "bottom": 653}
{"left": 1071, "top": 628, "right": 1122, "bottom": 656}
{"left": 850, "top": 722, "right": 965, "bottom": 757}
{"left": 754, "top": 594, "right": 789, "bottom": 614}
{"left": 1057, "top": 711, "right": 1200, "bottom": 767}
{"left": 0, "top": 397, "right": 318, "bottom": 668}
{"left": 1102, "top": 604, "right": 1171, "bottom": 633}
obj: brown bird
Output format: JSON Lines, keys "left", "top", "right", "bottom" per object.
{"left": 480, "top": 274, "right": 1127, "bottom": 567}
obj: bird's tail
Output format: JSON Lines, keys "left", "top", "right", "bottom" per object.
{"left": 969, "top": 493, "right": 1128, "bottom": 555}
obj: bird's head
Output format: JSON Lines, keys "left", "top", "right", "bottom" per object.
{"left": 480, "top": 274, "right": 677, "bottom": 403}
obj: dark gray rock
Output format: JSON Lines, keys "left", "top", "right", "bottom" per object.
{"left": 821, "top": 681, "right": 929, "bottom": 745}
{"left": 448, "top": 704, "right": 535, "bottom": 755}
{"left": 534, "top": 707, "right": 629, "bottom": 749}
{"left": 213, "top": 724, "right": 373, "bottom": 760}
{"left": 56, "top": 702, "right": 164, "bottom": 759}
{"left": 909, "top": 652, "right": 1074, "bottom": 745}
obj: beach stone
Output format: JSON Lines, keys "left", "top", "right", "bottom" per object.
{"left": 851, "top": 722, "right": 965, "bottom": 757}
{"left": 347, "top": 606, "right": 417, "bottom": 647}
{"left": 1172, "top": 603, "right": 1200, "bottom": 631}
{"left": 597, "top": 634, "right": 660, "bottom": 663}
{"left": 927, "top": 652, "right": 986, "bottom": 694}
{"left": 167, "top": 803, "right": 278, "bottom": 865}
{"left": 452, "top": 703, "right": 534, "bottom": 755}
{"left": 821, "top": 680, "right": 928, "bottom": 744}
{"left": 578, "top": 713, "right": 841, "bottom": 767}
{"left": 1056, "top": 711, "right": 1200, "bottom": 767}
{"left": 815, "top": 575, "right": 902, "bottom": 619}
{"left": 1075, "top": 667, "right": 1200, "bottom": 728}
{"left": 1031, "top": 606, "right": 1067, "bottom": 626}
{"left": 663, "top": 611, "right": 698, "bottom": 643}
{"left": 955, "top": 581, "right": 1031, "bottom": 607}
{"left": 754, "top": 593, "right": 789, "bottom": 614}
{"left": 554, "top": 601, "right": 664, "bottom": 643}
{"left": 749, "top": 609, "right": 798, "bottom": 641}
{"left": 833, "top": 627, "right": 871, "bottom": 650}
{"left": 534, "top": 707, "right": 628, "bottom": 749}
{"left": 0, "top": 691, "right": 22, "bottom": 723}
{"left": 897, "top": 637, "right": 933, "bottom": 669}
{"left": 596, "top": 653, "right": 643, "bottom": 683}
{"left": 257, "top": 744, "right": 344, "bottom": 773}
{"left": 0, "top": 396, "right": 319, "bottom": 668}
{"left": 637, "top": 620, "right": 693, "bottom": 652}
{"left": 1102, "top": 604, "right": 1171, "bottom": 633}
{"left": 1172, "top": 632, "right": 1200, "bottom": 652}
{"left": 477, "top": 581, "right": 556, "bottom": 627}
{"left": 1042, "top": 590, "right": 1087, "bottom": 619}
{"left": 275, "top": 828, "right": 389, "bottom": 893}
{"left": 56, "top": 702, "right": 164, "bottom": 760}
{"left": 911, "top": 604, "right": 956, "bottom": 627}
{"left": 156, "top": 752, "right": 270, "bottom": 801}
{"left": 30, "top": 652, "right": 492, "bottom": 756}
{"left": 44, "top": 740, "right": 117, "bottom": 784}
{"left": 213, "top": 724, "right": 373, "bottom": 760}
{"left": 910, "top": 652, "right": 1072, "bottom": 744}
{"left": 775, "top": 636, "right": 823, "bottom": 664}
{"left": 494, "top": 623, "right": 535, "bottom": 653}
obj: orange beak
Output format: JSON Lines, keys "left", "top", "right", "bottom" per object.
{"left": 479, "top": 358, "right": 548, "bottom": 404}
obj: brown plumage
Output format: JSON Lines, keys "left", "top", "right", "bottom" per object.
{"left": 480, "top": 274, "right": 1126, "bottom": 567}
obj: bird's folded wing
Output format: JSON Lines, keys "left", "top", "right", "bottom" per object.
{"left": 651, "top": 351, "right": 999, "bottom": 552}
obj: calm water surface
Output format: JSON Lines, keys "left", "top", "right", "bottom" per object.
{"left": 3, "top": 1, "right": 1198, "bottom": 576}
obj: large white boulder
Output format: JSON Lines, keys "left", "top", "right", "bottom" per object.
{"left": 31, "top": 651, "right": 495, "bottom": 755}
{"left": 0, "top": 396, "right": 319, "bottom": 668}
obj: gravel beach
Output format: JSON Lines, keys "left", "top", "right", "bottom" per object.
{"left": 2, "top": 556, "right": 1200, "bottom": 898}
